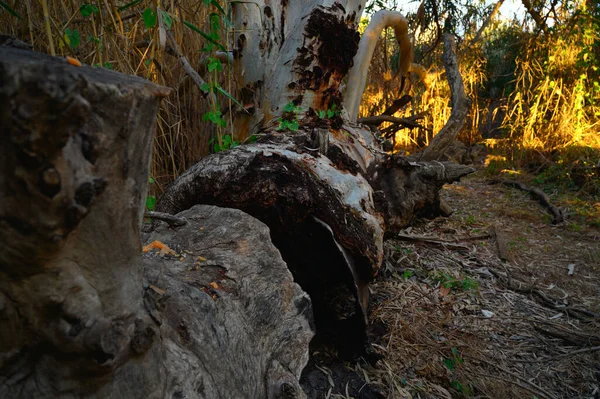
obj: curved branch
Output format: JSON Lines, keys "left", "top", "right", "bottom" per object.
{"left": 344, "top": 10, "right": 414, "bottom": 122}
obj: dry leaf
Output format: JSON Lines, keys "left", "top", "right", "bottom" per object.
{"left": 66, "top": 56, "right": 82, "bottom": 67}
{"left": 143, "top": 240, "right": 176, "bottom": 256}
{"left": 210, "top": 282, "right": 219, "bottom": 289}
{"left": 149, "top": 285, "right": 166, "bottom": 295}
{"left": 440, "top": 286, "right": 451, "bottom": 297}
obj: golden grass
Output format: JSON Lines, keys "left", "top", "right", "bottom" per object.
{"left": 358, "top": 7, "right": 599, "bottom": 160}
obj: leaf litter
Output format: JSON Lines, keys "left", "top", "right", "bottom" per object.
{"left": 362, "top": 171, "right": 600, "bottom": 399}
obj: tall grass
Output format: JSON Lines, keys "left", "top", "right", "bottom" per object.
{"left": 0, "top": 0, "right": 230, "bottom": 192}
{"left": 358, "top": 3, "right": 599, "bottom": 164}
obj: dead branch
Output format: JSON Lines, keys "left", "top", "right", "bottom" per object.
{"left": 357, "top": 113, "right": 425, "bottom": 128}
{"left": 489, "top": 180, "right": 564, "bottom": 224}
{"left": 487, "top": 268, "right": 599, "bottom": 321}
{"left": 144, "top": 211, "right": 187, "bottom": 227}
{"left": 382, "top": 94, "right": 412, "bottom": 116}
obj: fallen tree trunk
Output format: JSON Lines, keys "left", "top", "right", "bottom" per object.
{"left": 157, "top": 127, "right": 474, "bottom": 354}
{"left": 0, "top": 45, "right": 312, "bottom": 398}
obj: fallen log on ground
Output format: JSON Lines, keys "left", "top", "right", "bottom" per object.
{"left": 0, "top": 45, "right": 312, "bottom": 398}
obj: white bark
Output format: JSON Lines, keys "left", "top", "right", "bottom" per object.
{"left": 344, "top": 10, "right": 414, "bottom": 121}
{"left": 231, "top": 1, "right": 367, "bottom": 137}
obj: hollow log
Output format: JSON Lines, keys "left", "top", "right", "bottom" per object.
{"left": 157, "top": 127, "right": 474, "bottom": 353}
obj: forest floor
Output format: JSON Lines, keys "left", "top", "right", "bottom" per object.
{"left": 361, "top": 170, "right": 600, "bottom": 399}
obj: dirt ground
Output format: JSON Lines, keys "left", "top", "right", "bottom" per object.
{"left": 358, "top": 171, "right": 600, "bottom": 399}
{"left": 304, "top": 169, "right": 599, "bottom": 399}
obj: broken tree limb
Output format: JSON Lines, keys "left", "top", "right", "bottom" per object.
{"left": 156, "top": 142, "right": 384, "bottom": 336}
{"left": 143, "top": 210, "right": 187, "bottom": 227}
{"left": 0, "top": 44, "right": 170, "bottom": 396}
{"left": 412, "top": 33, "right": 471, "bottom": 161}
{"left": 142, "top": 205, "right": 313, "bottom": 398}
{"left": 357, "top": 113, "right": 426, "bottom": 129}
{"left": 489, "top": 180, "right": 565, "bottom": 224}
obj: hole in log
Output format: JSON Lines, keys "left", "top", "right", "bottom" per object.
{"left": 268, "top": 217, "right": 368, "bottom": 359}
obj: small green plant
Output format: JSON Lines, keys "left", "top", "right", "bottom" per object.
{"left": 434, "top": 272, "right": 479, "bottom": 292}
{"left": 209, "top": 134, "right": 239, "bottom": 152}
{"left": 317, "top": 103, "right": 340, "bottom": 119}
{"left": 402, "top": 270, "right": 414, "bottom": 279}
{"left": 394, "top": 245, "right": 412, "bottom": 254}
{"left": 278, "top": 102, "right": 302, "bottom": 131}
{"left": 443, "top": 347, "right": 463, "bottom": 371}
{"left": 146, "top": 177, "right": 157, "bottom": 211}
{"left": 444, "top": 347, "right": 474, "bottom": 396}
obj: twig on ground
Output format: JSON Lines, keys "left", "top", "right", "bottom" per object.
{"left": 396, "top": 233, "right": 470, "bottom": 250}
{"left": 144, "top": 211, "right": 187, "bottom": 227}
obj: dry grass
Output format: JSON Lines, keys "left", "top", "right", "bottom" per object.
{"left": 363, "top": 172, "right": 600, "bottom": 398}
{"left": 0, "top": 0, "right": 232, "bottom": 191}
{"left": 358, "top": 5, "right": 599, "bottom": 162}
{"left": 503, "top": 35, "right": 600, "bottom": 152}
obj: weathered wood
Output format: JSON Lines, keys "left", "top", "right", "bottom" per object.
{"left": 0, "top": 45, "right": 313, "bottom": 399}
{"left": 231, "top": 1, "right": 364, "bottom": 138}
{"left": 156, "top": 142, "right": 384, "bottom": 333}
{"left": 142, "top": 205, "right": 313, "bottom": 399}
{"left": 157, "top": 126, "right": 474, "bottom": 353}
{"left": 0, "top": 45, "right": 170, "bottom": 396}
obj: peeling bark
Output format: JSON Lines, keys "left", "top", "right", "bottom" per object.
{"left": 231, "top": 1, "right": 365, "bottom": 138}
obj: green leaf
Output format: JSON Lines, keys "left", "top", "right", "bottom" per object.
{"left": 0, "top": 0, "right": 23, "bottom": 19}
{"left": 146, "top": 195, "right": 157, "bottom": 211}
{"left": 318, "top": 110, "right": 326, "bottom": 118}
{"left": 200, "top": 82, "right": 212, "bottom": 92}
{"left": 143, "top": 7, "right": 157, "bottom": 29}
{"left": 288, "top": 120, "right": 299, "bottom": 131}
{"left": 450, "top": 380, "right": 463, "bottom": 391}
{"left": 283, "top": 102, "right": 296, "bottom": 113}
{"left": 203, "top": 110, "right": 227, "bottom": 127}
{"left": 161, "top": 10, "right": 172, "bottom": 30}
{"left": 247, "top": 135, "right": 258, "bottom": 144}
{"left": 214, "top": 85, "right": 246, "bottom": 110}
{"left": 103, "top": 62, "right": 113, "bottom": 70}
{"left": 148, "top": 177, "right": 155, "bottom": 184}
{"left": 183, "top": 20, "right": 226, "bottom": 51}
{"left": 79, "top": 3, "right": 99, "bottom": 17}
{"left": 207, "top": 57, "right": 223, "bottom": 73}
{"left": 443, "top": 358, "right": 456, "bottom": 371}
{"left": 88, "top": 35, "right": 101, "bottom": 44}
{"left": 64, "top": 28, "right": 81, "bottom": 49}
{"left": 117, "top": 0, "right": 143, "bottom": 12}
{"left": 209, "top": 13, "right": 221, "bottom": 39}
